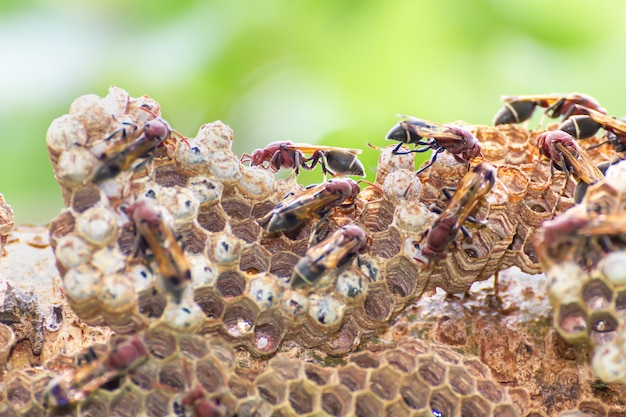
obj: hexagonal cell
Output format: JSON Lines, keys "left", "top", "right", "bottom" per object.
{"left": 476, "top": 379, "right": 504, "bottom": 404}
{"left": 145, "top": 329, "right": 177, "bottom": 359}
{"left": 216, "top": 271, "right": 247, "bottom": 298}
{"left": 370, "top": 228, "right": 402, "bottom": 259}
{"left": 360, "top": 200, "right": 395, "bottom": 233}
{"left": 384, "top": 399, "right": 413, "bottom": 417}
{"left": 461, "top": 394, "right": 491, "bottom": 416}
{"left": 270, "top": 251, "right": 300, "bottom": 279}
{"left": 145, "top": 390, "right": 171, "bottom": 417}
{"left": 130, "top": 360, "right": 159, "bottom": 391}
{"left": 154, "top": 164, "right": 188, "bottom": 187}
{"left": 582, "top": 279, "right": 613, "bottom": 310}
{"left": 447, "top": 365, "right": 475, "bottom": 396}
{"left": 138, "top": 288, "right": 167, "bottom": 319}
{"left": 492, "top": 403, "right": 520, "bottom": 417}
{"left": 338, "top": 364, "right": 368, "bottom": 392}
{"left": 71, "top": 185, "right": 101, "bottom": 213}
{"left": 354, "top": 392, "right": 384, "bottom": 417}
{"left": 194, "top": 287, "right": 225, "bottom": 320}
{"left": 253, "top": 312, "right": 286, "bottom": 354}
{"left": 220, "top": 197, "right": 252, "bottom": 220}
{"left": 384, "top": 349, "right": 416, "bottom": 373}
{"left": 369, "top": 366, "right": 401, "bottom": 401}
{"left": 304, "top": 364, "right": 333, "bottom": 386}
{"left": 6, "top": 375, "right": 32, "bottom": 409}
{"left": 577, "top": 400, "right": 607, "bottom": 417}
{"left": 430, "top": 386, "right": 460, "bottom": 417}
{"left": 0, "top": 405, "right": 17, "bottom": 417}
{"left": 385, "top": 255, "right": 421, "bottom": 298}
{"left": 197, "top": 203, "right": 226, "bottom": 232}
{"left": 79, "top": 394, "right": 110, "bottom": 417}
{"left": 462, "top": 358, "right": 490, "bottom": 380}
{"left": 288, "top": 380, "right": 317, "bottom": 415}
{"left": 251, "top": 200, "right": 276, "bottom": 219}
{"left": 178, "top": 334, "right": 210, "bottom": 360}
{"left": 108, "top": 388, "right": 142, "bottom": 417}
{"left": 49, "top": 210, "right": 76, "bottom": 243}
{"left": 231, "top": 219, "right": 262, "bottom": 244}
{"left": 363, "top": 287, "right": 394, "bottom": 323}
{"left": 157, "top": 359, "right": 187, "bottom": 392}
{"left": 556, "top": 303, "right": 588, "bottom": 337}
{"left": 239, "top": 244, "right": 271, "bottom": 274}
{"left": 327, "top": 321, "right": 360, "bottom": 354}
{"left": 255, "top": 372, "right": 287, "bottom": 405}
{"left": 178, "top": 226, "right": 208, "bottom": 254}
{"left": 418, "top": 356, "right": 447, "bottom": 386}
{"left": 196, "top": 357, "right": 227, "bottom": 393}
{"left": 522, "top": 237, "right": 539, "bottom": 265}
{"left": 222, "top": 298, "right": 259, "bottom": 337}
{"left": 350, "top": 351, "right": 380, "bottom": 369}
{"left": 321, "top": 385, "right": 353, "bottom": 417}
{"left": 589, "top": 311, "right": 619, "bottom": 345}
{"left": 229, "top": 374, "right": 252, "bottom": 399}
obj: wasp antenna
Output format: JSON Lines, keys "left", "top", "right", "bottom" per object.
{"left": 366, "top": 142, "right": 383, "bottom": 151}
{"left": 356, "top": 179, "right": 383, "bottom": 194}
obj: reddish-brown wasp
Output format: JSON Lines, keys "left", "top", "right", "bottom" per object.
{"left": 418, "top": 162, "right": 496, "bottom": 260}
{"left": 263, "top": 178, "right": 361, "bottom": 238}
{"left": 291, "top": 224, "right": 370, "bottom": 288}
{"left": 560, "top": 105, "right": 626, "bottom": 151}
{"left": 43, "top": 335, "right": 149, "bottom": 408}
{"left": 125, "top": 201, "right": 191, "bottom": 303}
{"left": 385, "top": 116, "right": 482, "bottom": 174}
{"left": 493, "top": 93, "right": 606, "bottom": 125}
{"left": 536, "top": 130, "right": 604, "bottom": 188}
{"left": 240, "top": 140, "right": 365, "bottom": 177}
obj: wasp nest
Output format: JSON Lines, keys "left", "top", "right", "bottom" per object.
{"left": 0, "top": 87, "right": 624, "bottom": 416}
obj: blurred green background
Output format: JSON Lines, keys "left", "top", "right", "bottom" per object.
{"left": 1, "top": 0, "right": 625, "bottom": 224}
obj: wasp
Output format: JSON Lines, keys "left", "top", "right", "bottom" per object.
{"left": 43, "top": 335, "right": 149, "bottom": 408}
{"left": 125, "top": 201, "right": 191, "bottom": 303}
{"left": 419, "top": 163, "right": 496, "bottom": 260}
{"left": 493, "top": 93, "right": 606, "bottom": 125}
{"left": 385, "top": 116, "right": 482, "bottom": 174}
{"left": 291, "top": 224, "right": 370, "bottom": 288}
{"left": 240, "top": 140, "right": 365, "bottom": 177}
{"left": 536, "top": 130, "right": 604, "bottom": 190}
{"left": 263, "top": 178, "right": 360, "bottom": 239}
{"left": 559, "top": 105, "right": 626, "bottom": 151}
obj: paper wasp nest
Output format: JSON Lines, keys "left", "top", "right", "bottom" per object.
{"left": 0, "top": 87, "right": 624, "bottom": 416}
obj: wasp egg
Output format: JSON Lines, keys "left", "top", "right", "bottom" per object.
{"left": 382, "top": 169, "right": 422, "bottom": 201}
{"left": 249, "top": 274, "right": 280, "bottom": 309}
{"left": 592, "top": 344, "right": 626, "bottom": 383}
{"left": 188, "top": 255, "right": 218, "bottom": 286}
{"left": 207, "top": 232, "right": 242, "bottom": 265}
{"left": 96, "top": 273, "right": 137, "bottom": 313}
{"left": 75, "top": 207, "right": 118, "bottom": 246}
{"left": 46, "top": 115, "right": 87, "bottom": 153}
{"left": 90, "top": 246, "right": 126, "bottom": 275}
{"left": 546, "top": 261, "right": 586, "bottom": 305}
{"left": 187, "top": 176, "right": 224, "bottom": 205}
{"left": 55, "top": 235, "right": 91, "bottom": 270}
{"left": 209, "top": 150, "right": 242, "bottom": 182}
{"left": 395, "top": 202, "right": 432, "bottom": 232}
{"left": 281, "top": 290, "right": 310, "bottom": 317}
{"left": 63, "top": 264, "right": 102, "bottom": 303}
{"left": 157, "top": 186, "right": 199, "bottom": 230}
{"left": 56, "top": 149, "right": 99, "bottom": 187}
{"left": 196, "top": 121, "right": 234, "bottom": 150}
{"left": 237, "top": 166, "right": 275, "bottom": 198}
{"left": 335, "top": 268, "right": 367, "bottom": 298}
{"left": 308, "top": 295, "right": 345, "bottom": 326}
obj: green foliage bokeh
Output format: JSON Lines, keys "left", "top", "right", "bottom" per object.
{"left": 1, "top": 0, "right": 625, "bottom": 223}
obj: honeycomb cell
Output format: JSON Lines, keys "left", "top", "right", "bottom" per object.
{"left": 238, "top": 165, "right": 275, "bottom": 198}
{"left": 338, "top": 364, "right": 368, "bottom": 391}
{"left": 216, "top": 271, "right": 247, "bottom": 298}
{"left": 321, "top": 385, "right": 353, "bottom": 417}
{"left": 194, "top": 287, "right": 225, "bottom": 320}
{"left": 582, "top": 279, "right": 613, "bottom": 310}
{"left": 370, "top": 228, "right": 402, "bottom": 259}
{"left": 304, "top": 364, "right": 333, "bottom": 386}
{"left": 196, "top": 120, "right": 234, "bottom": 150}
{"left": 137, "top": 289, "right": 166, "bottom": 319}
{"left": 308, "top": 294, "right": 345, "bottom": 326}
{"left": 207, "top": 232, "right": 242, "bottom": 265}
{"left": 154, "top": 164, "right": 188, "bottom": 187}
{"left": 209, "top": 150, "right": 242, "bottom": 182}
{"left": 231, "top": 219, "right": 262, "bottom": 243}
{"left": 430, "top": 386, "right": 460, "bottom": 417}
{"left": 145, "top": 390, "right": 171, "bottom": 417}
{"left": 222, "top": 299, "right": 259, "bottom": 337}
{"left": 79, "top": 394, "right": 110, "bottom": 417}
{"left": 476, "top": 379, "right": 505, "bottom": 404}
{"left": 263, "top": 237, "right": 293, "bottom": 258}
{"left": 6, "top": 375, "right": 31, "bottom": 409}
{"left": 335, "top": 268, "right": 367, "bottom": 298}
{"left": 601, "top": 252, "right": 626, "bottom": 285}
{"left": 556, "top": 303, "right": 588, "bottom": 338}
{"left": 253, "top": 311, "right": 286, "bottom": 354}
{"left": 187, "top": 176, "right": 223, "bottom": 205}
{"left": 351, "top": 351, "right": 380, "bottom": 369}
{"left": 577, "top": 401, "right": 607, "bottom": 417}
{"left": 145, "top": 329, "right": 177, "bottom": 359}
{"left": 188, "top": 255, "right": 218, "bottom": 287}
{"left": 55, "top": 234, "right": 91, "bottom": 271}
{"left": 108, "top": 388, "right": 141, "bottom": 417}
{"left": 70, "top": 186, "right": 101, "bottom": 213}
{"left": 288, "top": 380, "right": 316, "bottom": 414}
{"left": 589, "top": 312, "right": 618, "bottom": 345}
{"left": 255, "top": 373, "right": 287, "bottom": 405}
{"left": 178, "top": 226, "right": 208, "bottom": 254}
{"left": 221, "top": 198, "right": 252, "bottom": 221}
{"left": 384, "top": 400, "right": 413, "bottom": 417}
{"left": 158, "top": 359, "right": 187, "bottom": 391}
{"left": 382, "top": 168, "right": 423, "bottom": 202}
{"left": 75, "top": 206, "right": 117, "bottom": 246}
{"left": 197, "top": 203, "right": 226, "bottom": 233}
{"left": 369, "top": 366, "right": 401, "bottom": 401}
{"left": 448, "top": 365, "right": 474, "bottom": 396}
{"left": 178, "top": 334, "right": 209, "bottom": 360}
{"left": 57, "top": 148, "right": 99, "bottom": 187}
{"left": 385, "top": 255, "right": 421, "bottom": 298}
{"left": 384, "top": 349, "right": 416, "bottom": 373}
{"left": 355, "top": 392, "right": 384, "bottom": 417}
{"left": 130, "top": 360, "right": 158, "bottom": 392}
{"left": 360, "top": 200, "right": 395, "bottom": 233}
{"left": 418, "top": 356, "right": 447, "bottom": 386}
{"left": 196, "top": 358, "right": 227, "bottom": 393}
{"left": 492, "top": 403, "right": 520, "bottom": 417}
{"left": 363, "top": 287, "right": 394, "bottom": 323}
{"left": 461, "top": 394, "right": 491, "bottom": 416}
